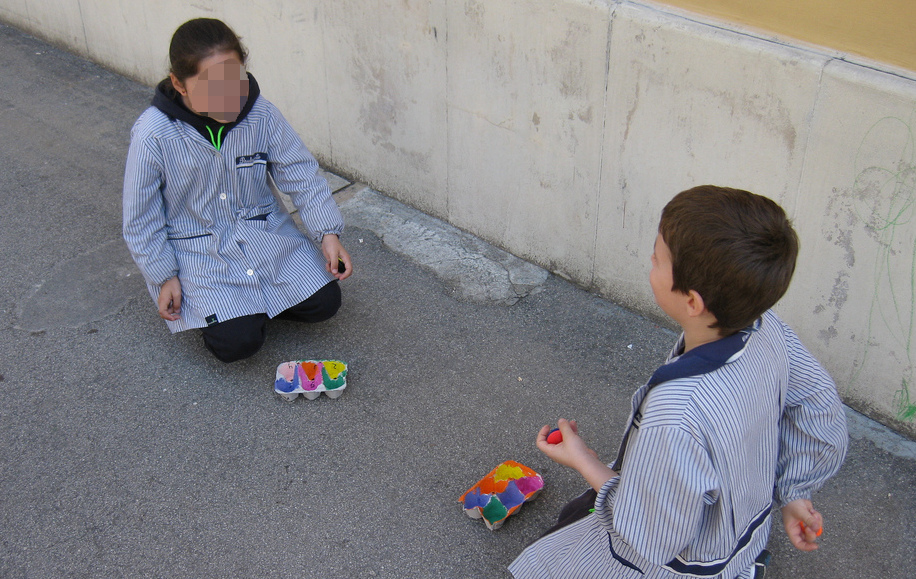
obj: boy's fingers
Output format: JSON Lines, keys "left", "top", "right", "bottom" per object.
{"left": 791, "top": 520, "right": 821, "bottom": 551}
{"left": 558, "top": 418, "right": 578, "bottom": 437}
{"left": 809, "top": 510, "right": 823, "bottom": 533}
{"left": 800, "top": 518, "right": 823, "bottom": 540}
{"left": 536, "top": 424, "right": 551, "bottom": 442}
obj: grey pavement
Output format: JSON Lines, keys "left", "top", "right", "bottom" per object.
{"left": 0, "top": 22, "right": 914, "bottom": 579}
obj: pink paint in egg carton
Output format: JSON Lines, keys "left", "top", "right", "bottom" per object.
{"left": 458, "top": 460, "right": 544, "bottom": 530}
{"left": 274, "top": 360, "right": 348, "bottom": 401}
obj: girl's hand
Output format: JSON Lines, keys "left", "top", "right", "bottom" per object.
{"left": 157, "top": 276, "right": 182, "bottom": 321}
{"left": 321, "top": 234, "right": 353, "bottom": 280}
{"left": 781, "top": 499, "right": 823, "bottom": 552}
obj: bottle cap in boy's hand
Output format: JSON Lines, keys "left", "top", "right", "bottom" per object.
{"left": 800, "top": 522, "right": 823, "bottom": 537}
{"left": 546, "top": 428, "right": 563, "bottom": 444}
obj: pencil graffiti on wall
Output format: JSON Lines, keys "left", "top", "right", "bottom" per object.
{"left": 826, "top": 112, "right": 916, "bottom": 422}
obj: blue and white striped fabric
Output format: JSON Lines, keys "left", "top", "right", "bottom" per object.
{"left": 123, "top": 96, "right": 343, "bottom": 332}
{"left": 509, "top": 310, "right": 848, "bottom": 578}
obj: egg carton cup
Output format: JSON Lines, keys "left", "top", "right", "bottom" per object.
{"left": 274, "top": 360, "right": 348, "bottom": 401}
{"left": 458, "top": 460, "right": 544, "bottom": 530}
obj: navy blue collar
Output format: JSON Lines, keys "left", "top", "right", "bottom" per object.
{"left": 647, "top": 318, "right": 761, "bottom": 387}
{"left": 608, "top": 318, "right": 761, "bottom": 474}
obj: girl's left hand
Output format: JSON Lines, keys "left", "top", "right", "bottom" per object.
{"left": 321, "top": 234, "right": 353, "bottom": 280}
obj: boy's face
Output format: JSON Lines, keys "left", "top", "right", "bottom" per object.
{"left": 650, "top": 233, "right": 687, "bottom": 322}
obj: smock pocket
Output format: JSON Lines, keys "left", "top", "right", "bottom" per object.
{"left": 167, "top": 232, "right": 233, "bottom": 298}
{"left": 167, "top": 233, "right": 217, "bottom": 268}
{"left": 234, "top": 152, "right": 269, "bottom": 206}
{"left": 167, "top": 233, "right": 212, "bottom": 241}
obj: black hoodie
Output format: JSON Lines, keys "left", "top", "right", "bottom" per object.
{"left": 151, "top": 73, "right": 261, "bottom": 150}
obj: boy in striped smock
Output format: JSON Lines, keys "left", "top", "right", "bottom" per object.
{"left": 510, "top": 186, "right": 848, "bottom": 579}
{"left": 123, "top": 19, "right": 352, "bottom": 362}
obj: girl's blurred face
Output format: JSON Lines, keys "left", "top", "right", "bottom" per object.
{"left": 171, "top": 50, "right": 249, "bottom": 123}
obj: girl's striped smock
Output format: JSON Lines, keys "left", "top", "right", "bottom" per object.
{"left": 510, "top": 309, "right": 848, "bottom": 579}
{"left": 123, "top": 75, "right": 343, "bottom": 332}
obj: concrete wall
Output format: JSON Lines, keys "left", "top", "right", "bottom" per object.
{"left": 4, "top": 0, "right": 916, "bottom": 438}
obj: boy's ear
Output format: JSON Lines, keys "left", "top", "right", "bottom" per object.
{"left": 170, "top": 73, "right": 187, "bottom": 96}
{"left": 685, "top": 289, "right": 707, "bottom": 317}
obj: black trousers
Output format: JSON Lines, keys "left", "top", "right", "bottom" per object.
{"left": 199, "top": 280, "right": 341, "bottom": 363}
{"left": 541, "top": 488, "right": 597, "bottom": 537}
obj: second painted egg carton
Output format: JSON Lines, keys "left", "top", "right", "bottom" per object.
{"left": 274, "top": 360, "right": 348, "bottom": 401}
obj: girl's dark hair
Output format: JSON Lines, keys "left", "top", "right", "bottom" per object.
{"left": 659, "top": 185, "right": 799, "bottom": 335}
{"left": 169, "top": 18, "right": 248, "bottom": 82}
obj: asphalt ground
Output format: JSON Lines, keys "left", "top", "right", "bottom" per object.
{"left": 1, "top": 22, "right": 914, "bottom": 578}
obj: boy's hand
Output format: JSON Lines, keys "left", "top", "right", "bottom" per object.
{"left": 781, "top": 499, "right": 823, "bottom": 551}
{"left": 321, "top": 234, "right": 353, "bottom": 280}
{"left": 157, "top": 276, "right": 182, "bottom": 321}
{"left": 537, "top": 419, "right": 616, "bottom": 492}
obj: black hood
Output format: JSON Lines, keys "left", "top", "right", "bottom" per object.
{"left": 151, "top": 72, "right": 261, "bottom": 149}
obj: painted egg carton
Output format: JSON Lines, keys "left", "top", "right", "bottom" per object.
{"left": 458, "top": 460, "right": 544, "bottom": 530}
{"left": 274, "top": 360, "right": 348, "bottom": 401}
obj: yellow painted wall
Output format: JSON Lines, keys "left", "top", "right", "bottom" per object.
{"left": 657, "top": 0, "right": 916, "bottom": 73}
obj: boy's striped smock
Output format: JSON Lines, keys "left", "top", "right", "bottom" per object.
{"left": 123, "top": 94, "right": 342, "bottom": 332}
{"left": 510, "top": 310, "right": 848, "bottom": 579}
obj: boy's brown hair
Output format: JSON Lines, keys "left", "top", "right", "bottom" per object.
{"left": 659, "top": 185, "right": 799, "bottom": 335}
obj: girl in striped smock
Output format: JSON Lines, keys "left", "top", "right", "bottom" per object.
{"left": 510, "top": 187, "right": 848, "bottom": 579}
{"left": 123, "top": 18, "right": 352, "bottom": 362}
